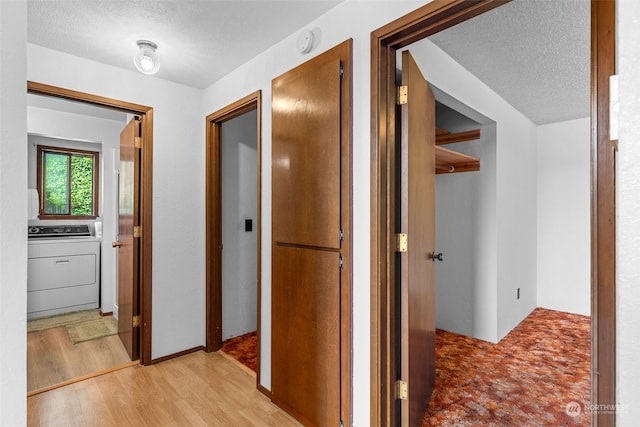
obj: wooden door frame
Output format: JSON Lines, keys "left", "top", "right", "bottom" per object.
{"left": 370, "top": 0, "right": 616, "bottom": 426}
{"left": 27, "top": 81, "right": 154, "bottom": 366}
{"left": 204, "top": 91, "right": 262, "bottom": 385}
{"left": 590, "top": 2, "right": 616, "bottom": 426}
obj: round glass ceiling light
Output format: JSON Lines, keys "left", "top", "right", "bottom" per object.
{"left": 134, "top": 40, "right": 160, "bottom": 75}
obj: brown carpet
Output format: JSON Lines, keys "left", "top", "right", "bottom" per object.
{"left": 423, "top": 308, "right": 590, "bottom": 426}
{"left": 221, "top": 331, "right": 257, "bottom": 372}
{"left": 217, "top": 310, "right": 590, "bottom": 426}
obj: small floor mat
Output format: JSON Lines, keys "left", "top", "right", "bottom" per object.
{"left": 66, "top": 317, "right": 118, "bottom": 344}
{"left": 27, "top": 309, "right": 101, "bottom": 332}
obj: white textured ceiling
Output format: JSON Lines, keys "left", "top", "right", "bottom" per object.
{"left": 27, "top": 0, "right": 589, "bottom": 125}
{"left": 428, "top": 0, "right": 590, "bottom": 125}
{"left": 27, "top": 0, "right": 343, "bottom": 89}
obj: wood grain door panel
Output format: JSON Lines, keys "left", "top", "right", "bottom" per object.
{"left": 271, "top": 41, "right": 351, "bottom": 426}
{"left": 272, "top": 57, "right": 342, "bottom": 249}
{"left": 271, "top": 245, "right": 341, "bottom": 427}
{"left": 118, "top": 117, "right": 140, "bottom": 360}
{"left": 399, "top": 51, "right": 436, "bottom": 427}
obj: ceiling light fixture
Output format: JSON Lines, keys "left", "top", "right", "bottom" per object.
{"left": 133, "top": 40, "right": 160, "bottom": 75}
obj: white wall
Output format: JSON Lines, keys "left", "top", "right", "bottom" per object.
{"left": 536, "top": 118, "right": 590, "bottom": 316}
{"left": 201, "top": 1, "right": 425, "bottom": 422}
{"left": 221, "top": 111, "right": 258, "bottom": 340}
{"left": 407, "top": 39, "right": 537, "bottom": 343}
{"left": 27, "top": 44, "right": 204, "bottom": 360}
{"left": 617, "top": 0, "right": 640, "bottom": 423}
{"left": 27, "top": 107, "right": 125, "bottom": 316}
{"left": 435, "top": 163, "right": 475, "bottom": 337}
{"left": 0, "top": 0, "right": 27, "bottom": 424}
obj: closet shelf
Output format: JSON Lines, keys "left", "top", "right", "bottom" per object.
{"left": 435, "top": 145, "right": 480, "bottom": 174}
{"left": 436, "top": 128, "right": 481, "bottom": 145}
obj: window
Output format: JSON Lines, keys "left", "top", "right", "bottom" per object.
{"left": 37, "top": 145, "right": 99, "bottom": 218}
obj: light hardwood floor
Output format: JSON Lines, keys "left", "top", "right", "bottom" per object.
{"left": 28, "top": 351, "right": 302, "bottom": 426}
{"left": 28, "top": 325, "right": 131, "bottom": 392}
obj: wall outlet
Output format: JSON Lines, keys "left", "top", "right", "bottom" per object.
{"left": 517, "top": 288, "right": 520, "bottom": 300}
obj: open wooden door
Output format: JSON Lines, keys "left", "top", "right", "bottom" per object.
{"left": 271, "top": 40, "right": 351, "bottom": 427}
{"left": 114, "top": 117, "right": 140, "bottom": 360}
{"left": 397, "top": 50, "right": 436, "bottom": 427}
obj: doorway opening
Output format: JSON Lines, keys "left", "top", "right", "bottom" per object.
{"left": 370, "top": 0, "right": 615, "bottom": 426}
{"left": 26, "top": 81, "right": 153, "bottom": 395}
{"left": 205, "top": 91, "right": 262, "bottom": 384}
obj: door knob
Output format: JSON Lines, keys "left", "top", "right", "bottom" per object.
{"left": 112, "top": 241, "right": 122, "bottom": 248}
{"left": 429, "top": 252, "right": 443, "bottom": 262}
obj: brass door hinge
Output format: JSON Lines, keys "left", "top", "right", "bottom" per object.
{"left": 134, "top": 136, "right": 142, "bottom": 149}
{"left": 395, "top": 380, "right": 408, "bottom": 400}
{"left": 134, "top": 226, "right": 142, "bottom": 238}
{"left": 133, "top": 315, "right": 141, "bottom": 328}
{"left": 397, "top": 85, "right": 408, "bottom": 105}
{"left": 396, "top": 233, "right": 408, "bottom": 253}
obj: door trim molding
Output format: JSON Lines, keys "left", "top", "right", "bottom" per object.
{"left": 204, "top": 91, "right": 262, "bottom": 388}
{"left": 591, "top": 1, "right": 616, "bottom": 426}
{"left": 369, "top": 0, "right": 615, "bottom": 425}
{"left": 27, "top": 81, "right": 154, "bottom": 365}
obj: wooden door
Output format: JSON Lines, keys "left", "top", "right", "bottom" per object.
{"left": 398, "top": 50, "right": 436, "bottom": 427}
{"left": 271, "top": 43, "right": 348, "bottom": 427}
{"left": 272, "top": 246, "right": 340, "bottom": 426}
{"left": 271, "top": 60, "right": 341, "bottom": 249}
{"left": 116, "top": 117, "right": 140, "bottom": 360}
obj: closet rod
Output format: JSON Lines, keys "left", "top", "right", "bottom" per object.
{"left": 436, "top": 164, "right": 455, "bottom": 173}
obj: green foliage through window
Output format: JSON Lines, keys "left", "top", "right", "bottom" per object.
{"left": 70, "top": 155, "right": 94, "bottom": 215}
{"left": 39, "top": 146, "right": 98, "bottom": 217}
{"left": 44, "top": 152, "right": 68, "bottom": 214}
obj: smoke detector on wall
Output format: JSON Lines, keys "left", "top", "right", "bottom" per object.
{"left": 297, "top": 29, "right": 314, "bottom": 54}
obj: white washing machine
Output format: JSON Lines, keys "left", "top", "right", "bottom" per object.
{"left": 27, "top": 225, "right": 101, "bottom": 319}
